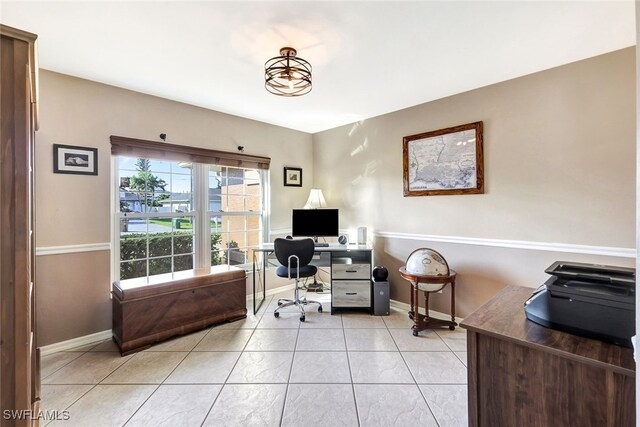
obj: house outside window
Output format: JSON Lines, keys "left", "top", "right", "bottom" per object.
{"left": 209, "top": 166, "right": 262, "bottom": 267}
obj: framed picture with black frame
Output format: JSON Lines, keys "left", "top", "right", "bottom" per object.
{"left": 283, "top": 166, "right": 302, "bottom": 187}
{"left": 53, "top": 144, "right": 98, "bottom": 176}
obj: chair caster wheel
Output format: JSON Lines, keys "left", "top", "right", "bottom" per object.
{"left": 274, "top": 312, "right": 279, "bottom": 318}
{"left": 300, "top": 315, "right": 305, "bottom": 322}
{"left": 318, "top": 306, "right": 323, "bottom": 313}
{"left": 449, "top": 325, "right": 455, "bottom": 330}
{"left": 412, "top": 330, "right": 419, "bottom": 337}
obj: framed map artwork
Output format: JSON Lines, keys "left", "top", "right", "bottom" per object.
{"left": 403, "top": 121, "right": 484, "bottom": 196}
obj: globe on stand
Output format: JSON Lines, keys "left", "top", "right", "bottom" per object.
{"left": 405, "top": 248, "right": 450, "bottom": 292}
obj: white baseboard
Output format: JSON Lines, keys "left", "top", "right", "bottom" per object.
{"left": 246, "top": 283, "right": 296, "bottom": 303}
{"left": 390, "top": 299, "right": 464, "bottom": 324}
{"left": 39, "top": 330, "right": 112, "bottom": 356}
{"left": 39, "top": 290, "right": 456, "bottom": 357}
{"left": 41, "top": 284, "right": 297, "bottom": 356}
{"left": 248, "top": 283, "right": 463, "bottom": 322}
{"left": 265, "top": 283, "right": 296, "bottom": 297}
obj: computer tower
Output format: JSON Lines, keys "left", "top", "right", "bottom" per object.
{"left": 373, "top": 281, "right": 390, "bottom": 315}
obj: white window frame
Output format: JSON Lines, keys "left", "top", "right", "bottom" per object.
{"left": 208, "top": 167, "right": 267, "bottom": 269}
{"left": 111, "top": 157, "right": 268, "bottom": 282}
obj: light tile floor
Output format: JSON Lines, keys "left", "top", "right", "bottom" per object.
{"left": 40, "top": 290, "right": 468, "bottom": 427}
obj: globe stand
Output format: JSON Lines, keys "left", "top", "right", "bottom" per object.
{"left": 399, "top": 267, "right": 457, "bottom": 336}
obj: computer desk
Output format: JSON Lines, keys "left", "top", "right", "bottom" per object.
{"left": 251, "top": 243, "right": 373, "bottom": 315}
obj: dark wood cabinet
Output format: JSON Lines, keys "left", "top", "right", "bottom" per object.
{"left": 461, "top": 285, "right": 635, "bottom": 427}
{"left": 112, "top": 266, "right": 247, "bottom": 355}
{"left": 0, "top": 24, "right": 40, "bottom": 426}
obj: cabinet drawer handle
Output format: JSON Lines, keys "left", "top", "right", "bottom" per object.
{"left": 345, "top": 270, "right": 358, "bottom": 273}
{"left": 346, "top": 292, "right": 357, "bottom": 295}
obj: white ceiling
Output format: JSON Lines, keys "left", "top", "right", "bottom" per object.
{"left": 1, "top": 1, "right": 635, "bottom": 133}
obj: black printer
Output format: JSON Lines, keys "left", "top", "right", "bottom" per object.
{"left": 524, "top": 261, "right": 635, "bottom": 347}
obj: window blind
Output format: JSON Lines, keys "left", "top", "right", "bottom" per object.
{"left": 110, "top": 135, "right": 271, "bottom": 170}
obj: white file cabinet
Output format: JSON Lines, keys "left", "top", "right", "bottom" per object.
{"left": 330, "top": 249, "right": 372, "bottom": 314}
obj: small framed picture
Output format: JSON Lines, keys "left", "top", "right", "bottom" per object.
{"left": 53, "top": 144, "right": 98, "bottom": 175}
{"left": 283, "top": 166, "right": 302, "bottom": 187}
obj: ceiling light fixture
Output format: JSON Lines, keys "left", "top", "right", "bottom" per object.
{"left": 265, "top": 47, "right": 312, "bottom": 97}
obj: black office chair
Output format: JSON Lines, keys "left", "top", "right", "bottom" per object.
{"left": 273, "top": 238, "right": 323, "bottom": 322}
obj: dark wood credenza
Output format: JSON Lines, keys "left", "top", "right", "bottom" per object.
{"left": 461, "top": 285, "right": 635, "bottom": 427}
{"left": 112, "top": 266, "right": 247, "bottom": 355}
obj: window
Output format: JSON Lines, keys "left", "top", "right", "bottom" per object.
{"left": 209, "top": 166, "right": 262, "bottom": 267}
{"left": 111, "top": 136, "right": 270, "bottom": 282}
{"left": 117, "top": 157, "right": 195, "bottom": 280}
{"left": 115, "top": 157, "right": 267, "bottom": 281}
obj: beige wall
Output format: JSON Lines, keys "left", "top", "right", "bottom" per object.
{"left": 313, "top": 47, "right": 636, "bottom": 316}
{"left": 35, "top": 70, "right": 313, "bottom": 346}
{"left": 36, "top": 251, "right": 111, "bottom": 345}
{"left": 36, "top": 70, "right": 313, "bottom": 247}
{"left": 36, "top": 47, "right": 637, "bottom": 346}
{"left": 375, "top": 236, "right": 634, "bottom": 318}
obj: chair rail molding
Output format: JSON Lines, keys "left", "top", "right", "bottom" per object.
{"left": 375, "top": 231, "right": 635, "bottom": 258}
{"left": 36, "top": 242, "right": 111, "bottom": 256}
{"left": 269, "top": 228, "right": 352, "bottom": 237}
{"left": 269, "top": 228, "right": 290, "bottom": 236}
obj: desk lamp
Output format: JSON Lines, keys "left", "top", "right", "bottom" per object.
{"left": 303, "top": 188, "right": 327, "bottom": 291}
{"left": 304, "top": 188, "right": 326, "bottom": 209}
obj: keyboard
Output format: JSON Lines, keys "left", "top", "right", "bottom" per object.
{"left": 314, "top": 242, "right": 329, "bottom": 247}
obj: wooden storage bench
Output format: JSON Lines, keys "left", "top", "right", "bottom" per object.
{"left": 112, "top": 265, "right": 247, "bottom": 355}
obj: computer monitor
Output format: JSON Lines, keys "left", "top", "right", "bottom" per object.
{"left": 291, "top": 209, "right": 339, "bottom": 240}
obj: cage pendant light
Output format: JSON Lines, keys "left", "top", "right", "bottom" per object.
{"left": 265, "top": 47, "right": 312, "bottom": 97}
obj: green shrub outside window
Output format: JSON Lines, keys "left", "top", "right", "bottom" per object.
{"left": 120, "top": 231, "right": 222, "bottom": 280}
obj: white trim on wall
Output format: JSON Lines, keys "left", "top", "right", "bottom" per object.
{"left": 246, "top": 283, "right": 296, "bottom": 301}
{"left": 269, "top": 228, "right": 290, "bottom": 236}
{"left": 39, "top": 329, "right": 112, "bottom": 356}
{"left": 41, "top": 286, "right": 298, "bottom": 356}
{"left": 375, "top": 231, "right": 636, "bottom": 258}
{"left": 269, "top": 228, "right": 352, "bottom": 237}
{"left": 38, "top": 296, "right": 454, "bottom": 356}
{"left": 390, "top": 299, "right": 465, "bottom": 324}
{"left": 36, "top": 243, "right": 111, "bottom": 256}
{"left": 34, "top": 231, "right": 636, "bottom": 259}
